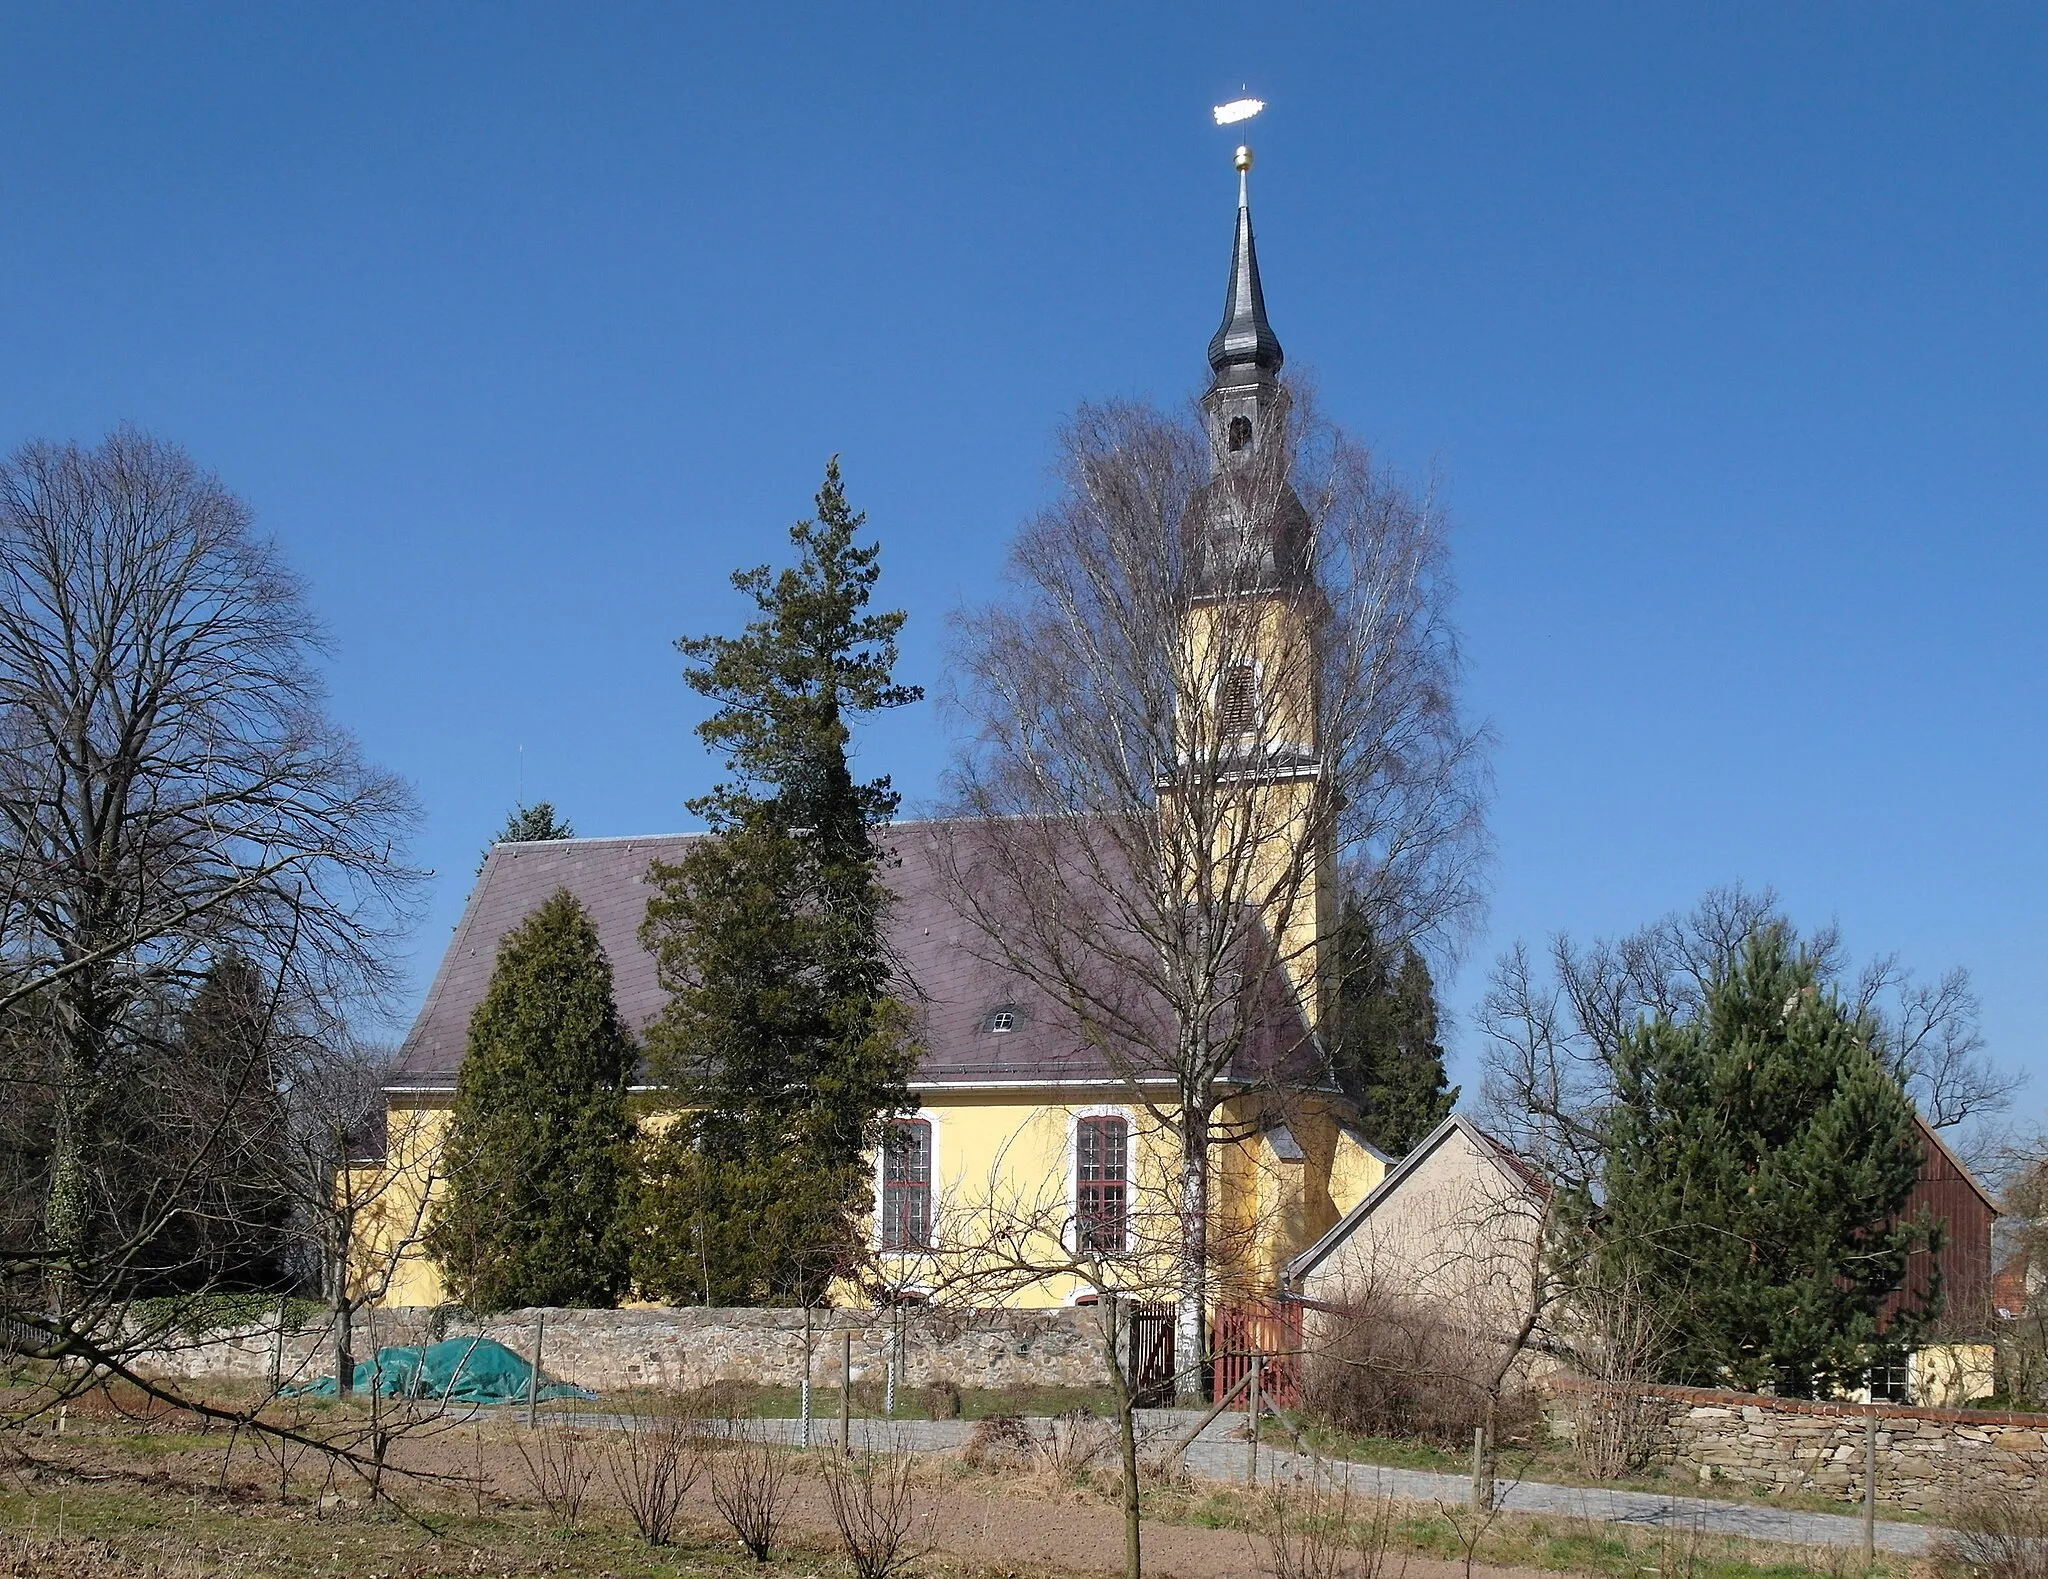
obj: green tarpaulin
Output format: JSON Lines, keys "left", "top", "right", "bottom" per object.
{"left": 286, "top": 1337, "right": 592, "bottom": 1403}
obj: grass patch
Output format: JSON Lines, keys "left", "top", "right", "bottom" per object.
{"left": 1269, "top": 1420, "right": 1934, "bottom": 1525}
{"left": 1118, "top": 1475, "right": 1912, "bottom": 1579}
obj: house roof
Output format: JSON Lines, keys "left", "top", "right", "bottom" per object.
{"left": 1911, "top": 1112, "right": 2001, "bottom": 1218}
{"left": 1286, "top": 1113, "right": 1544, "bottom": 1286}
{"left": 391, "top": 820, "right": 1321, "bottom": 1096}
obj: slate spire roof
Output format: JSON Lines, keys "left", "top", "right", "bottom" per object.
{"left": 1206, "top": 160, "right": 1284, "bottom": 391}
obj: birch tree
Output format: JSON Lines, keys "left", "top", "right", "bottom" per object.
{"left": 939, "top": 393, "right": 1489, "bottom": 1398}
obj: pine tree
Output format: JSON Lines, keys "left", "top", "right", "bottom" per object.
{"left": 427, "top": 889, "right": 633, "bottom": 1311}
{"left": 1585, "top": 930, "right": 1933, "bottom": 1397}
{"left": 1326, "top": 902, "right": 1458, "bottom": 1156}
{"left": 632, "top": 458, "right": 921, "bottom": 1304}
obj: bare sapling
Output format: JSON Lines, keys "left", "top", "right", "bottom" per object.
{"left": 711, "top": 1432, "right": 795, "bottom": 1562}
{"left": 512, "top": 1412, "right": 598, "bottom": 1530}
{"left": 1934, "top": 1486, "right": 2048, "bottom": 1579}
{"left": 602, "top": 1405, "right": 704, "bottom": 1547}
{"left": 1563, "top": 1267, "right": 1673, "bottom": 1480}
{"left": 823, "top": 1435, "right": 935, "bottom": 1579}
{"left": 1261, "top": 1467, "right": 1402, "bottom": 1579}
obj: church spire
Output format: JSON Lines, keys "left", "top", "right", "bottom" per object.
{"left": 1206, "top": 145, "right": 1284, "bottom": 391}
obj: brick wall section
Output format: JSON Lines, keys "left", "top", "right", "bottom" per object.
{"left": 1553, "top": 1379, "right": 2048, "bottom": 1513}
{"left": 130, "top": 1306, "right": 1114, "bottom": 1396}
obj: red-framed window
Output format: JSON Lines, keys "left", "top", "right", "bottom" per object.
{"left": 1077, "top": 1115, "right": 1129, "bottom": 1253}
{"left": 880, "top": 1119, "right": 932, "bottom": 1251}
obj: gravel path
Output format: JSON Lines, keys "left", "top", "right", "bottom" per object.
{"left": 638, "top": 1409, "right": 1936, "bottom": 1556}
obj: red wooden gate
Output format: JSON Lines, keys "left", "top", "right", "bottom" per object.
{"left": 1211, "top": 1298, "right": 1303, "bottom": 1409}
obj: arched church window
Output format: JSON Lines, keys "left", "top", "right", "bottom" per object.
{"left": 1228, "top": 414, "right": 1253, "bottom": 452}
{"left": 881, "top": 1118, "right": 932, "bottom": 1250}
{"left": 1218, "top": 663, "right": 1259, "bottom": 737}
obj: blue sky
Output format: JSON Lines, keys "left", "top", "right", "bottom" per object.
{"left": 3, "top": 6, "right": 2043, "bottom": 1106}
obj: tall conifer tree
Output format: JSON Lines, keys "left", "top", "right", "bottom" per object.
{"left": 1326, "top": 901, "right": 1458, "bottom": 1156}
{"left": 632, "top": 459, "right": 920, "bottom": 1304}
{"left": 428, "top": 889, "right": 633, "bottom": 1310}
{"left": 130, "top": 954, "right": 293, "bottom": 1293}
{"left": 1585, "top": 930, "right": 1933, "bottom": 1397}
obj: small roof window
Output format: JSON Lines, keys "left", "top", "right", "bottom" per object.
{"left": 984, "top": 1005, "right": 1022, "bottom": 1034}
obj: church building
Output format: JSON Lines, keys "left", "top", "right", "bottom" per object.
{"left": 360, "top": 147, "right": 1390, "bottom": 1319}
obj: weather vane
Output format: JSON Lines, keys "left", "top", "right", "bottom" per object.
{"left": 1212, "top": 93, "right": 1265, "bottom": 196}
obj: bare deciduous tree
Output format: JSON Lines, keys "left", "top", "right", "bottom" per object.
{"left": 0, "top": 427, "right": 423, "bottom": 1485}
{"left": 273, "top": 1031, "right": 438, "bottom": 1398}
{"left": 1477, "top": 882, "right": 2012, "bottom": 1195}
{"left": 940, "top": 391, "right": 1489, "bottom": 1398}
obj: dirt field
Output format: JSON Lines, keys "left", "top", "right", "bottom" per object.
{"left": 0, "top": 1393, "right": 1920, "bottom": 1579}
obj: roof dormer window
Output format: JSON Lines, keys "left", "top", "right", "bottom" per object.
{"left": 984, "top": 1005, "right": 1021, "bottom": 1034}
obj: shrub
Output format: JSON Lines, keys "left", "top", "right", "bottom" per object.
{"left": 1034, "top": 1410, "right": 1113, "bottom": 1480}
{"left": 512, "top": 1415, "right": 598, "bottom": 1531}
{"left": 961, "top": 1413, "right": 1036, "bottom": 1471}
{"left": 923, "top": 1380, "right": 962, "bottom": 1419}
{"left": 823, "top": 1439, "right": 933, "bottom": 1579}
{"left": 1300, "top": 1292, "right": 1533, "bottom": 1449}
{"left": 1262, "top": 1470, "right": 1399, "bottom": 1579}
{"left": 1934, "top": 1486, "right": 2048, "bottom": 1579}
{"left": 602, "top": 1408, "right": 704, "bottom": 1547}
{"left": 710, "top": 1436, "right": 795, "bottom": 1562}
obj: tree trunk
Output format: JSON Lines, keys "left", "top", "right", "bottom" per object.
{"left": 1175, "top": 1113, "right": 1210, "bottom": 1407}
{"left": 1097, "top": 1298, "right": 1143, "bottom": 1579}
{"left": 331, "top": 1248, "right": 354, "bottom": 1399}
{"left": 45, "top": 984, "right": 114, "bottom": 1296}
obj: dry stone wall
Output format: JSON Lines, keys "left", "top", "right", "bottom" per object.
{"left": 1553, "top": 1380, "right": 2048, "bottom": 1514}
{"left": 130, "top": 1305, "right": 1113, "bottom": 1397}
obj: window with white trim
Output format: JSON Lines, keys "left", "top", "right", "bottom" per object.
{"left": 1076, "top": 1114, "right": 1129, "bottom": 1253}
{"left": 880, "top": 1118, "right": 932, "bottom": 1250}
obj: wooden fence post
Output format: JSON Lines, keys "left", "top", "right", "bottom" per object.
{"left": 839, "top": 1328, "right": 853, "bottom": 1455}
{"left": 1246, "top": 1354, "right": 1263, "bottom": 1485}
{"left": 526, "top": 1313, "right": 545, "bottom": 1430}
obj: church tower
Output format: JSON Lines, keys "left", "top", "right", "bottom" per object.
{"left": 1181, "top": 143, "right": 1332, "bottom": 1034}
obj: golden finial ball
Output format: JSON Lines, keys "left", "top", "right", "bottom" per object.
{"left": 1234, "top": 144, "right": 1254, "bottom": 172}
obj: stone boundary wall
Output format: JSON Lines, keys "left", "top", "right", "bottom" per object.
{"left": 1552, "top": 1378, "right": 2048, "bottom": 1514}
{"left": 129, "top": 1306, "right": 1114, "bottom": 1397}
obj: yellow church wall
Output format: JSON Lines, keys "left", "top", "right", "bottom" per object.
{"left": 354, "top": 1083, "right": 1357, "bottom": 1314}
{"left": 1204, "top": 1092, "right": 1377, "bottom": 1296}
{"left": 354, "top": 1102, "right": 451, "bottom": 1308}
{"left": 1329, "top": 1125, "right": 1388, "bottom": 1219}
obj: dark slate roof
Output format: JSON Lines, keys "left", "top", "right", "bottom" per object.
{"left": 1207, "top": 189, "right": 1283, "bottom": 389}
{"left": 391, "top": 822, "right": 1319, "bottom": 1095}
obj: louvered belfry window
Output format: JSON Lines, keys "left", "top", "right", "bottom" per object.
{"left": 881, "top": 1119, "right": 932, "bottom": 1250}
{"left": 1218, "top": 663, "right": 1259, "bottom": 736}
{"left": 1077, "top": 1115, "right": 1129, "bottom": 1252}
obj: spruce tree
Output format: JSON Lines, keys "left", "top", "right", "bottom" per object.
{"left": 1586, "top": 930, "right": 1933, "bottom": 1397}
{"left": 427, "top": 889, "right": 633, "bottom": 1310}
{"left": 479, "top": 802, "right": 573, "bottom": 871}
{"left": 632, "top": 458, "right": 921, "bottom": 1304}
{"left": 1327, "top": 902, "right": 1458, "bottom": 1156}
